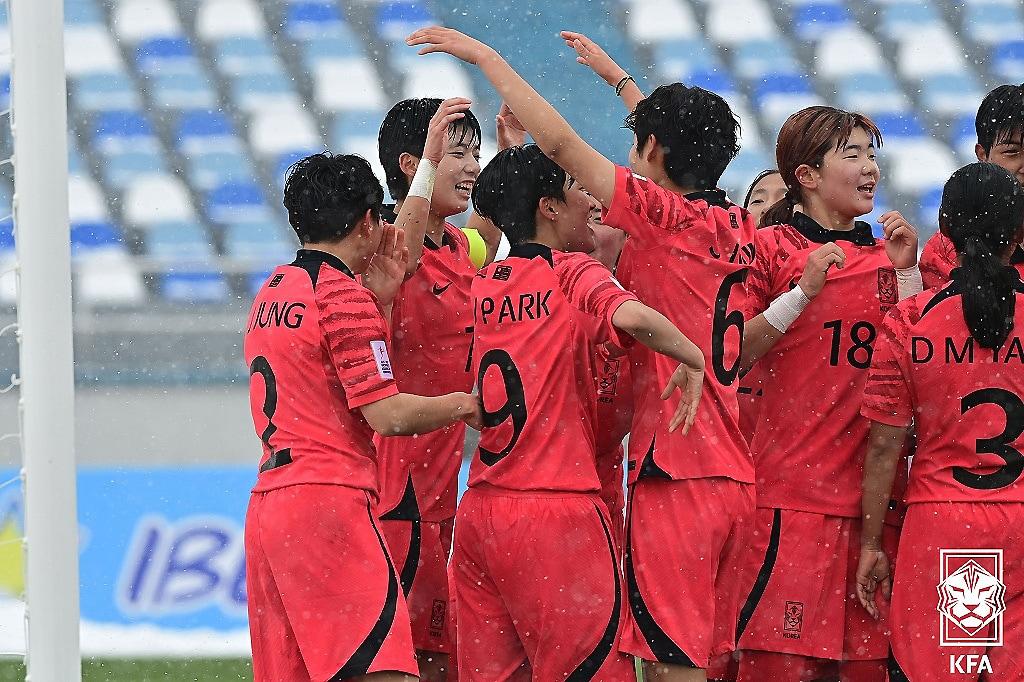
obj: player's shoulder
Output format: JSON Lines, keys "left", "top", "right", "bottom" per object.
{"left": 922, "top": 230, "right": 956, "bottom": 262}
{"left": 886, "top": 287, "right": 945, "bottom": 331}
{"left": 444, "top": 222, "right": 471, "bottom": 250}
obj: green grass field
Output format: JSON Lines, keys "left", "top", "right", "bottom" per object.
{"left": 0, "top": 659, "right": 253, "bottom": 681}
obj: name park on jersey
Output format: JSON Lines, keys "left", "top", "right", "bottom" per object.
{"left": 477, "top": 290, "right": 552, "bottom": 325}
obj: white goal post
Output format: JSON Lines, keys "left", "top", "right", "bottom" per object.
{"left": 9, "top": 0, "right": 81, "bottom": 679}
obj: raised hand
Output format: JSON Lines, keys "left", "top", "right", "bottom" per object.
{"left": 855, "top": 546, "right": 892, "bottom": 621}
{"left": 560, "top": 30, "right": 627, "bottom": 87}
{"left": 496, "top": 102, "right": 527, "bottom": 151}
{"left": 661, "top": 364, "right": 704, "bottom": 435}
{"left": 362, "top": 224, "right": 409, "bottom": 308}
{"left": 424, "top": 97, "right": 473, "bottom": 163}
{"left": 878, "top": 211, "right": 919, "bottom": 270}
{"left": 798, "top": 242, "right": 846, "bottom": 299}
{"left": 407, "top": 26, "right": 496, "bottom": 65}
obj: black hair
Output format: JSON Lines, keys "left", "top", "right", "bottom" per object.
{"left": 472, "top": 144, "right": 567, "bottom": 245}
{"left": 940, "top": 162, "right": 1024, "bottom": 349}
{"left": 282, "top": 152, "right": 383, "bottom": 245}
{"left": 378, "top": 97, "right": 482, "bottom": 201}
{"left": 743, "top": 168, "right": 781, "bottom": 209}
{"left": 624, "top": 83, "right": 740, "bottom": 190}
{"left": 976, "top": 84, "right": 1024, "bottom": 154}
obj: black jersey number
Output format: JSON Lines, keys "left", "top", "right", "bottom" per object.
{"left": 823, "top": 320, "right": 877, "bottom": 369}
{"left": 711, "top": 269, "right": 748, "bottom": 386}
{"left": 953, "top": 388, "right": 1024, "bottom": 491}
{"left": 476, "top": 349, "right": 527, "bottom": 466}
{"left": 249, "top": 356, "right": 292, "bottom": 471}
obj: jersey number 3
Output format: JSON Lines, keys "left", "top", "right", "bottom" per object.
{"left": 954, "top": 387, "right": 1024, "bottom": 490}
{"left": 250, "top": 356, "right": 292, "bottom": 472}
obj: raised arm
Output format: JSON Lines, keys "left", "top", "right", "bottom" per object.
{"left": 393, "top": 97, "right": 472, "bottom": 276}
{"left": 560, "top": 31, "right": 645, "bottom": 112}
{"left": 407, "top": 27, "right": 617, "bottom": 208}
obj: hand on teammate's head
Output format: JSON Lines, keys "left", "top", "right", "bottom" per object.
{"left": 423, "top": 98, "right": 473, "bottom": 164}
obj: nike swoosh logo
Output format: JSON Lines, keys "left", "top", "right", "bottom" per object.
{"left": 432, "top": 282, "right": 451, "bottom": 296}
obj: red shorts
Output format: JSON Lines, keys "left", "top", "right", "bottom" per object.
{"left": 451, "top": 487, "right": 635, "bottom": 681}
{"left": 621, "top": 476, "right": 756, "bottom": 668}
{"left": 245, "top": 484, "right": 418, "bottom": 681}
{"left": 734, "top": 509, "right": 899, "bottom": 663}
{"left": 889, "top": 502, "right": 1024, "bottom": 682}
{"left": 379, "top": 516, "right": 455, "bottom": 654}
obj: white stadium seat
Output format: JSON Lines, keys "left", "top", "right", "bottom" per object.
{"left": 75, "top": 251, "right": 147, "bottom": 306}
{"left": 816, "top": 28, "right": 888, "bottom": 79}
{"left": 64, "top": 26, "right": 125, "bottom": 76}
{"left": 883, "top": 139, "right": 958, "bottom": 194}
{"left": 402, "top": 59, "right": 475, "bottom": 101}
{"left": 249, "top": 107, "right": 320, "bottom": 156}
{"left": 314, "top": 58, "right": 386, "bottom": 111}
{"left": 897, "top": 28, "right": 969, "bottom": 78}
{"left": 707, "top": 0, "right": 780, "bottom": 46}
{"left": 68, "top": 175, "right": 109, "bottom": 223}
{"left": 124, "top": 174, "right": 195, "bottom": 225}
{"left": 196, "top": 0, "right": 266, "bottom": 40}
{"left": 111, "top": 0, "right": 182, "bottom": 43}
{"left": 626, "top": 0, "right": 698, "bottom": 43}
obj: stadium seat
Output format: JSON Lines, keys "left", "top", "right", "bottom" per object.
{"left": 816, "top": 28, "right": 888, "bottom": 78}
{"left": 872, "top": 111, "right": 926, "bottom": 140}
{"left": 332, "top": 110, "right": 385, "bottom": 147}
{"left": 884, "top": 139, "right": 958, "bottom": 193}
{"left": 949, "top": 113, "right": 978, "bottom": 162}
{"left": 64, "top": 26, "right": 125, "bottom": 76}
{"left": 73, "top": 72, "right": 142, "bottom": 112}
{"left": 68, "top": 175, "right": 110, "bottom": 223}
{"left": 224, "top": 221, "right": 295, "bottom": 263}
{"left": 897, "top": 28, "right": 969, "bottom": 78}
{"left": 231, "top": 73, "right": 303, "bottom": 112}
{"left": 286, "top": 2, "right": 353, "bottom": 41}
{"left": 159, "top": 270, "right": 231, "bottom": 303}
{"left": 175, "top": 111, "right": 240, "bottom": 153}
{"left": 920, "top": 74, "right": 983, "bottom": 117}
{"left": 301, "top": 36, "right": 365, "bottom": 70}
{"left": 148, "top": 72, "right": 218, "bottom": 110}
{"left": 135, "top": 37, "right": 198, "bottom": 75}
{"left": 376, "top": 1, "right": 436, "bottom": 43}
{"left": 992, "top": 40, "right": 1024, "bottom": 82}
{"left": 706, "top": 0, "right": 780, "bottom": 46}
{"left": 212, "top": 37, "right": 283, "bottom": 76}
{"left": 196, "top": 0, "right": 267, "bottom": 40}
{"left": 651, "top": 39, "right": 721, "bottom": 81}
{"left": 206, "top": 182, "right": 272, "bottom": 224}
{"left": 75, "top": 251, "right": 148, "bottom": 306}
{"left": 753, "top": 74, "right": 823, "bottom": 136}
{"left": 916, "top": 186, "right": 944, "bottom": 229}
{"left": 626, "top": 0, "right": 699, "bottom": 42}
{"left": 962, "top": 2, "right": 1024, "bottom": 46}
{"left": 719, "top": 148, "right": 773, "bottom": 204}
{"left": 65, "top": 0, "right": 105, "bottom": 25}
{"left": 103, "top": 151, "right": 168, "bottom": 190}
{"left": 187, "top": 152, "right": 257, "bottom": 191}
{"left": 144, "top": 221, "right": 216, "bottom": 261}
{"left": 314, "top": 59, "right": 386, "bottom": 110}
{"left": 793, "top": 3, "right": 853, "bottom": 42}
{"left": 124, "top": 174, "right": 195, "bottom": 225}
{"left": 111, "top": 0, "right": 182, "bottom": 43}
{"left": 732, "top": 40, "right": 800, "bottom": 80}
{"left": 92, "top": 110, "right": 160, "bottom": 155}
{"left": 402, "top": 59, "right": 476, "bottom": 100}
{"left": 70, "top": 221, "right": 126, "bottom": 257}
{"left": 836, "top": 72, "right": 910, "bottom": 115}
{"left": 878, "top": 2, "right": 942, "bottom": 39}
{"left": 687, "top": 70, "right": 738, "bottom": 98}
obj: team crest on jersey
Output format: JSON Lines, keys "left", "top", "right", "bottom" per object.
{"left": 429, "top": 599, "right": 446, "bottom": 639}
{"left": 783, "top": 601, "right": 803, "bottom": 638}
{"left": 493, "top": 265, "right": 512, "bottom": 281}
{"left": 877, "top": 268, "right": 898, "bottom": 309}
{"left": 937, "top": 549, "right": 1005, "bottom": 647}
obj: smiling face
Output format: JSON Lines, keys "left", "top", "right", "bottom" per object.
{"left": 799, "top": 125, "right": 880, "bottom": 221}
{"left": 978, "top": 128, "right": 1024, "bottom": 187}
{"left": 430, "top": 127, "right": 482, "bottom": 218}
{"left": 550, "top": 177, "right": 599, "bottom": 253}
{"left": 745, "top": 172, "right": 789, "bottom": 226}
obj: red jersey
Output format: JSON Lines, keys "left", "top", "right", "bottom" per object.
{"left": 469, "top": 243, "right": 637, "bottom": 492}
{"left": 863, "top": 273, "right": 1024, "bottom": 504}
{"left": 920, "top": 231, "right": 1024, "bottom": 289}
{"left": 375, "top": 224, "right": 476, "bottom": 522}
{"left": 745, "top": 213, "right": 899, "bottom": 517}
{"left": 594, "top": 346, "right": 632, "bottom": 512}
{"left": 244, "top": 249, "right": 398, "bottom": 494}
{"left": 603, "top": 165, "right": 755, "bottom": 485}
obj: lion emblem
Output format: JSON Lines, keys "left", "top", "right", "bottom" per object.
{"left": 937, "top": 559, "right": 1006, "bottom": 635}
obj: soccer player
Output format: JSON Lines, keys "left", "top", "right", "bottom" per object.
{"left": 737, "top": 170, "right": 787, "bottom": 444}
{"left": 244, "top": 152, "right": 481, "bottom": 682}
{"left": 920, "top": 84, "right": 1024, "bottom": 288}
{"left": 735, "top": 107, "right": 920, "bottom": 682}
{"left": 375, "top": 97, "right": 481, "bottom": 679}
{"left": 454, "top": 141, "right": 705, "bottom": 680}
{"left": 858, "top": 162, "right": 1024, "bottom": 681}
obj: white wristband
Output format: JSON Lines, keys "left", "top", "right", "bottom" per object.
{"left": 895, "top": 264, "right": 923, "bottom": 300}
{"left": 407, "top": 159, "right": 437, "bottom": 201}
{"left": 763, "top": 285, "right": 811, "bottom": 334}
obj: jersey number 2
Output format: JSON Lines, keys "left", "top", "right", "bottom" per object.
{"left": 476, "top": 349, "right": 527, "bottom": 466}
{"left": 953, "top": 387, "right": 1024, "bottom": 490}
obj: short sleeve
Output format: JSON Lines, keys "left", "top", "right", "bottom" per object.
{"left": 318, "top": 279, "right": 400, "bottom": 408}
{"left": 558, "top": 254, "right": 638, "bottom": 347}
{"left": 601, "top": 165, "right": 706, "bottom": 245}
{"left": 744, "top": 230, "right": 777, "bottom": 319}
{"left": 861, "top": 303, "right": 914, "bottom": 428}
{"left": 920, "top": 232, "right": 957, "bottom": 290}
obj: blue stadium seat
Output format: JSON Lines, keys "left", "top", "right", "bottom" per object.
{"left": 148, "top": 72, "right": 218, "bottom": 110}
{"left": 103, "top": 151, "right": 168, "bottom": 189}
{"left": 376, "top": 1, "right": 435, "bottom": 43}
{"left": 73, "top": 73, "right": 142, "bottom": 112}
{"left": 0, "top": 217, "right": 13, "bottom": 253}
{"left": 992, "top": 40, "right": 1024, "bottom": 81}
{"left": 160, "top": 271, "right": 231, "bottom": 303}
{"left": 963, "top": 3, "right": 1024, "bottom": 46}
{"left": 71, "top": 221, "right": 124, "bottom": 256}
{"left": 92, "top": 110, "right": 158, "bottom": 153}
{"left": 135, "top": 37, "right": 196, "bottom": 75}
{"left": 917, "top": 186, "right": 944, "bottom": 228}
{"left": 652, "top": 39, "right": 720, "bottom": 80}
{"left": 274, "top": 149, "right": 322, "bottom": 182}
{"left": 206, "top": 183, "right": 272, "bottom": 224}
{"left": 872, "top": 112, "right": 925, "bottom": 140}
{"left": 732, "top": 40, "right": 800, "bottom": 80}
{"left": 687, "top": 70, "right": 737, "bottom": 97}
{"left": 0, "top": 75, "right": 9, "bottom": 112}
{"left": 177, "top": 110, "right": 234, "bottom": 143}
{"left": 231, "top": 73, "right": 301, "bottom": 112}
{"left": 949, "top": 113, "right": 978, "bottom": 161}
{"left": 286, "top": 2, "right": 351, "bottom": 40}
{"left": 332, "top": 110, "right": 385, "bottom": 148}
{"left": 879, "top": 2, "right": 941, "bottom": 39}
{"left": 836, "top": 72, "right": 909, "bottom": 115}
{"left": 719, "top": 148, "right": 773, "bottom": 203}
{"left": 187, "top": 152, "right": 257, "bottom": 191}
{"left": 301, "top": 36, "right": 364, "bottom": 70}
{"left": 224, "top": 221, "right": 295, "bottom": 262}
{"left": 65, "top": 0, "right": 104, "bottom": 25}
{"left": 793, "top": 2, "right": 851, "bottom": 42}
{"left": 144, "top": 221, "right": 216, "bottom": 260}
{"left": 754, "top": 73, "right": 813, "bottom": 101}
{"left": 920, "top": 74, "right": 983, "bottom": 117}
{"left": 212, "top": 37, "right": 283, "bottom": 76}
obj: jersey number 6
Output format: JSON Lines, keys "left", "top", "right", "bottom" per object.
{"left": 476, "top": 349, "right": 527, "bottom": 466}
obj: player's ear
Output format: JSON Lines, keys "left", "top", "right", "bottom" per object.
{"left": 399, "top": 152, "right": 420, "bottom": 182}
{"left": 538, "top": 196, "right": 560, "bottom": 221}
{"left": 794, "top": 163, "right": 818, "bottom": 191}
{"left": 641, "top": 134, "right": 659, "bottom": 163}
{"left": 975, "top": 143, "right": 989, "bottom": 162}
{"left": 357, "top": 209, "right": 376, "bottom": 238}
